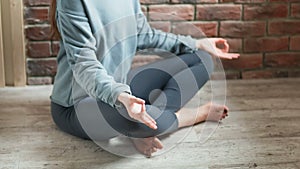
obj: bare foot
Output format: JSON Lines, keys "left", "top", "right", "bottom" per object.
{"left": 131, "top": 137, "right": 163, "bottom": 157}
{"left": 176, "top": 102, "right": 229, "bottom": 128}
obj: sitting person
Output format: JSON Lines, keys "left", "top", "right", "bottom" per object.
{"left": 50, "top": 0, "right": 239, "bottom": 157}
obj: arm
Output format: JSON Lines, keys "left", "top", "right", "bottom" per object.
{"left": 136, "top": 13, "right": 239, "bottom": 59}
{"left": 57, "top": 2, "right": 157, "bottom": 129}
{"left": 136, "top": 13, "right": 197, "bottom": 55}
{"left": 56, "top": 3, "right": 130, "bottom": 108}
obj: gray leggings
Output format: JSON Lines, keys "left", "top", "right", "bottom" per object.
{"left": 51, "top": 50, "right": 214, "bottom": 140}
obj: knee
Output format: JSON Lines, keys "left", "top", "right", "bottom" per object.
{"left": 195, "top": 50, "right": 214, "bottom": 75}
{"left": 147, "top": 105, "right": 178, "bottom": 133}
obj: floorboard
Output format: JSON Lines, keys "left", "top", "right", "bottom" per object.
{"left": 0, "top": 78, "right": 299, "bottom": 169}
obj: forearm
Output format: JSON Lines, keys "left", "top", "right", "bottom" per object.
{"left": 137, "top": 13, "right": 197, "bottom": 54}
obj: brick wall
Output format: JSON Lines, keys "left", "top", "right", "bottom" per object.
{"left": 24, "top": 0, "right": 300, "bottom": 85}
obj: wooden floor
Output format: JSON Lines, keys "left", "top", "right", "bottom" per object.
{"left": 0, "top": 78, "right": 300, "bottom": 169}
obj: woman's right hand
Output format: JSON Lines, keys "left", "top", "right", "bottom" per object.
{"left": 117, "top": 93, "right": 157, "bottom": 130}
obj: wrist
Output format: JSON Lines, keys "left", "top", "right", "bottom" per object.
{"left": 196, "top": 39, "right": 204, "bottom": 50}
{"left": 117, "top": 92, "right": 130, "bottom": 105}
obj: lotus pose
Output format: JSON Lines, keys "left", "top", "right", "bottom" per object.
{"left": 50, "top": 0, "right": 239, "bottom": 157}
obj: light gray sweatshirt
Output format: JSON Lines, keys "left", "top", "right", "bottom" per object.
{"left": 51, "top": 0, "right": 197, "bottom": 107}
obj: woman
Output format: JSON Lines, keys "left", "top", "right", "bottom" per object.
{"left": 50, "top": 0, "right": 239, "bottom": 157}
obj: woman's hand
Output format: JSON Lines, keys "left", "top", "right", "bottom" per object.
{"left": 118, "top": 93, "right": 157, "bottom": 130}
{"left": 196, "top": 38, "right": 240, "bottom": 60}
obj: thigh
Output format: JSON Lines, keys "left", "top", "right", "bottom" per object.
{"left": 51, "top": 102, "right": 90, "bottom": 139}
{"left": 127, "top": 50, "right": 213, "bottom": 104}
{"left": 96, "top": 100, "right": 178, "bottom": 138}
{"left": 73, "top": 97, "right": 178, "bottom": 139}
{"left": 127, "top": 52, "right": 203, "bottom": 102}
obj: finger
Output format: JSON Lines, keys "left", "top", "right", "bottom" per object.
{"left": 232, "top": 54, "right": 240, "bottom": 58}
{"left": 130, "top": 96, "right": 145, "bottom": 104}
{"left": 223, "top": 54, "right": 239, "bottom": 59}
{"left": 144, "top": 111, "right": 157, "bottom": 125}
{"left": 215, "top": 38, "right": 226, "bottom": 43}
{"left": 215, "top": 38, "right": 229, "bottom": 51}
{"left": 223, "top": 41, "right": 230, "bottom": 53}
{"left": 141, "top": 103, "right": 147, "bottom": 116}
{"left": 141, "top": 114, "right": 157, "bottom": 130}
{"left": 153, "top": 137, "right": 164, "bottom": 149}
{"left": 219, "top": 53, "right": 240, "bottom": 60}
{"left": 144, "top": 150, "right": 152, "bottom": 158}
{"left": 214, "top": 39, "right": 229, "bottom": 53}
{"left": 140, "top": 105, "right": 157, "bottom": 126}
{"left": 224, "top": 106, "right": 229, "bottom": 113}
{"left": 142, "top": 118, "right": 156, "bottom": 130}
{"left": 212, "top": 105, "right": 226, "bottom": 115}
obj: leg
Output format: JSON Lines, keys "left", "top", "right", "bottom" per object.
{"left": 50, "top": 51, "right": 220, "bottom": 157}
{"left": 51, "top": 101, "right": 90, "bottom": 139}
{"left": 128, "top": 50, "right": 213, "bottom": 104}
{"left": 126, "top": 51, "right": 215, "bottom": 156}
{"left": 116, "top": 51, "right": 214, "bottom": 135}
{"left": 68, "top": 50, "right": 215, "bottom": 139}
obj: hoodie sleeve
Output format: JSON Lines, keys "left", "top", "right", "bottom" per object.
{"left": 56, "top": 1, "right": 131, "bottom": 108}
{"left": 135, "top": 4, "right": 197, "bottom": 54}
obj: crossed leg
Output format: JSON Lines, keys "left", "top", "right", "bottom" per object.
{"left": 127, "top": 51, "right": 228, "bottom": 156}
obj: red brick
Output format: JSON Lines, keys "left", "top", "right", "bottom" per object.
{"left": 244, "top": 69, "right": 289, "bottom": 78}
{"left": 27, "top": 42, "right": 51, "bottom": 58}
{"left": 25, "top": 7, "right": 49, "bottom": 24}
{"left": 51, "top": 41, "right": 60, "bottom": 56}
{"left": 225, "top": 71, "right": 241, "bottom": 79}
{"left": 172, "top": 0, "right": 217, "bottom": 3}
{"left": 289, "top": 70, "right": 300, "bottom": 77}
{"left": 244, "top": 37, "right": 289, "bottom": 53}
{"left": 27, "top": 77, "right": 52, "bottom": 85}
{"left": 132, "top": 55, "right": 162, "bottom": 69}
{"left": 221, "top": 0, "right": 265, "bottom": 3}
{"left": 140, "top": 0, "right": 169, "bottom": 4}
{"left": 141, "top": 5, "right": 147, "bottom": 13}
{"left": 27, "top": 59, "right": 57, "bottom": 76}
{"left": 149, "top": 22, "right": 171, "bottom": 32}
{"left": 196, "top": 4, "right": 242, "bottom": 20}
{"left": 220, "top": 21, "right": 266, "bottom": 38}
{"left": 244, "top": 4, "right": 288, "bottom": 20}
{"left": 172, "top": 21, "right": 218, "bottom": 38}
{"left": 265, "top": 52, "right": 300, "bottom": 68}
{"left": 269, "top": 20, "right": 300, "bottom": 35}
{"left": 291, "top": 3, "right": 300, "bottom": 18}
{"left": 200, "top": 0, "right": 218, "bottom": 2}
{"left": 290, "top": 36, "right": 300, "bottom": 51}
{"left": 199, "top": 0, "right": 218, "bottom": 2}
{"left": 242, "top": 70, "right": 273, "bottom": 79}
{"left": 269, "top": 0, "right": 299, "bottom": 2}
{"left": 225, "top": 38, "right": 242, "bottom": 53}
{"left": 274, "top": 70, "right": 289, "bottom": 78}
{"left": 222, "top": 53, "right": 263, "bottom": 70}
{"left": 149, "top": 5, "right": 194, "bottom": 21}
{"left": 25, "top": 26, "right": 51, "bottom": 41}
{"left": 24, "top": 0, "right": 51, "bottom": 6}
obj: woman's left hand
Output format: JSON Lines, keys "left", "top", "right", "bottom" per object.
{"left": 196, "top": 38, "right": 240, "bottom": 60}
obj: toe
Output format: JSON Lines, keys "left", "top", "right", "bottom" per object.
{"left": 153, "top": 137, "right": 163, "bottom": 149}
